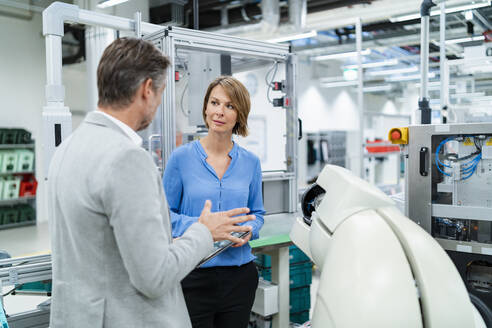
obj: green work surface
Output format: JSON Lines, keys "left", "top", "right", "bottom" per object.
{"left": 250, "top": 234, "right": 291, "bottom": 248}
{"left": 249, "top": 212, "right": 296, "bottom": 248}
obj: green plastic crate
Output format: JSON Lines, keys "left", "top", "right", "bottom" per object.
{"left": 2, "top": 177, "right": 20, "bottom": 200}
{"left": 289, "top": 246, "right": 311, "bottom": 264}
{"left": 258, "top": 262, "right": 312, "bottom": 289}
{"left": 18, "top": 205, "right": 35, "bottom": 222}
{"left": 15, "top": 149, "right": 34, "bottom": 172}
{"left": 255, "top": 245, "right": 311, "bottom": 268}
{"left": 15, "top": 129, "right": 32, "bottom": 144}
{"left": 290, "top": 286, "right": 311, "bottom": 313}
{"left": 289, "top": 262, "right": 313, "bottom": 289}
{"left": 0, "top": 129, "right": 17, "bottom": 144}
{"left": 3, "top": 207, "right": 19, "bottom": 225}
{"left": 290, "top": 310, "right": 309, "bottom": 325}
{"left": 1, "top": 151, "right": 17, "bottom": 173}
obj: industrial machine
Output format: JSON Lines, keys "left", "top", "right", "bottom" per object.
{"left": 0, "top": 255, "right": 52, "bottom": 328}
{"left": 389, "top": 123, "right": 492, "bottom": 323}
{"left": 290, "top": 164, "right": 485, "bottom": 327}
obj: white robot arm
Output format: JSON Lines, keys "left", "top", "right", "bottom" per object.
{"left": 290, "top": 165, "right": 485, "bottom": 328}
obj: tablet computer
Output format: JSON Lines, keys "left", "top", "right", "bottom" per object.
{"left": 196, "top": 231, "right": 251, "bottom": 268}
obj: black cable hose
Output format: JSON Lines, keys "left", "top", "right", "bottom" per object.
{"left": 470, "top": 292, "right": 492, "bottom": 328}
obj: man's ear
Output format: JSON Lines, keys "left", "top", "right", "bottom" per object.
{"left": 142, "top": 78, "right": 153, "bottom": 99}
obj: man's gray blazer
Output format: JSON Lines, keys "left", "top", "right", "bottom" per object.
{"left": 47, "top": 112, "right": 214, "bottom": 327}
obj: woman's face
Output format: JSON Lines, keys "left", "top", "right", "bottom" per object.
{"left": 205, "top": 85, "right": 238, "bottom": 135}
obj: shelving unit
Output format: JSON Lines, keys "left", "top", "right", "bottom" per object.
{"left": 0, "top": 128, "right": 37, "bottom": 230}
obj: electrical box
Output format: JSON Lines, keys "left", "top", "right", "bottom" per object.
{"left": 405, "top": 123, "right": 492, "bottom": 310}
{"left": 251, "top": 279, "right": 279, "bottom": 317}
{"left": 187, "top": 53, "right": 221, "bottom": 126}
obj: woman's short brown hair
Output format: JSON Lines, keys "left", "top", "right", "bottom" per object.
{"left": 202, "top": 76, "right": 250, "bottom": 137}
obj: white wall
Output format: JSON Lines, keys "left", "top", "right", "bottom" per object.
{"left": 0, "top": 1, "right": 151, "bottom": 224}
{"left": 0, "top": 12, "right": 48, "bottom": 222}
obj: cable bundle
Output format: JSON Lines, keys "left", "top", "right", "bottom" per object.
{"left": 435, "top": 136, "right": 483, "bottom": 181}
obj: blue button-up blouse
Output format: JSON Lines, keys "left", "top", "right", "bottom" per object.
{"left": 163, "top": 140, "right": 265, "bottom": 267}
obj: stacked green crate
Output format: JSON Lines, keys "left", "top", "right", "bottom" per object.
{"left": 15, "top": 150, "right": 34, "bottom": 172}
{"left": 1, "top": 151, "right": 17, "bottom": 173}
{"left": 0, "top": 128, "right": 36, "bottom": 229}
{"left": 2, "top": 207, "right": 19, "bottom": 225}
{"left": 2, "top": 176, "right": 21, "bottom": 200}
{"left": 18, "top": 204, "right": 36, "bottom": 222}
{"left": 255, "top": 245, "right": 312, "bottom": 324}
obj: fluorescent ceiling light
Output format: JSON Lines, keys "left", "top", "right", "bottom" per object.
{"left": 386, "top": 72, "right": 436, "bottom": 82}
{"left": 313, "top": 49, "right": 371, "bottom": 61}
{"left": 268, "top": 30, "right": 317, "bottom": 43}
{"left": 445, "top": 35, "right": 485, "bottom": 44}
{"left": 390, "top": 2, "right": 490, "bottom": 22}
{"left": 363, "top": 85, "right": 392, "bottom": 93}
{"left": 97, "top": 0, "right": 129, "bottom": 8}
{"left": 368, "top": 66, "right": 418, "bottom": 76}
{"left": 320, "top": 80, "right": 358, "bottom": 88}
{"left": 344, "top": 59, "right": 399, "bottom": 69}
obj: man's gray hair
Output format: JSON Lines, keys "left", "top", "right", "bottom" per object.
{"left": 97, "top": 37, "right": 170, "bottom": 109}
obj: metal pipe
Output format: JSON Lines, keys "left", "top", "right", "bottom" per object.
{"left": 221, "top": 6, "right": 229, "bottom": 26}
{"left": 134, "top": 11, "right": 141, "bottom": 38}
{"left": 439, "top": 1, "right": 448, "bottom": 124}
{"left": 420, "top": 16, "right": 429, "bottom": 101}
{"left": 45, "top": 35, "right": 62, "bottom": 88}
{"left": 356, "top": 17, "right": 364, "bottom": 178}
{"left": 289, "top": 0, "right": 307, "bottom": 30}
{"left": 418, "top": 0, "right": 435, "bottom": 125}
{"left": 209, "top": 0, "right": 279, "bottom": 36}
{"left": 193, "top": 0, "right": 199, "bottom": 30}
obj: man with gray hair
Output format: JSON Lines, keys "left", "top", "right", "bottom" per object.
{"left": 47, "top": 37, "right": 254, "bottom": 327}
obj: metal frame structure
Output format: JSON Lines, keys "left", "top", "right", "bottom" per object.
{"left": 143, "top": 26, "right": 299, "bottom": 214}
{"left": 0, "top": 255, "right": 52, "bottom": 327}
{"left": 37, "top": 2, "right": 299, "bottom": 328}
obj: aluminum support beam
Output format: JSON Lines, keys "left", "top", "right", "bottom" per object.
{"left": 356, "top": 18, "right": 364, "bottom": 179}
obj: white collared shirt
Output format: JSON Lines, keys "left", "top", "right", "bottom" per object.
{"left": 94, "top": 110, "right": 143, "bottom": 147}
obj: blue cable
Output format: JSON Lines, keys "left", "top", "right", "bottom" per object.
{"left": 435, "top": 137, "right": 454, "bottom": 169}
{"left": 435, "top": 137, "right": 483, "bottom": 180}
{"left": 462, "top": 163, "right": 479, "bottom": 174}
{"left": 435, "top": 137, "right": 454, "bottom": 176}
{"left": 461, "top": 157, "right": 481, "bottom": 173}
{"left": 461, "top": 153, "right": 482, "bottom": 180}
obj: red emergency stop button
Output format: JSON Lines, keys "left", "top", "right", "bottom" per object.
{"left": 388, "top": 127, "right": 408, "bottom": 145}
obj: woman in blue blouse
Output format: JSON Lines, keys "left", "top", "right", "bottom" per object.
{"left": 163, "top": 76, "right": 265, "bottom": 328}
